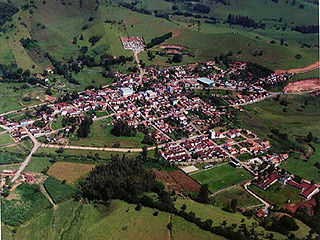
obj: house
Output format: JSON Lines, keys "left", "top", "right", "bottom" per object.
{"left": 256, "top": 173, "right": 278, "bottom": 190}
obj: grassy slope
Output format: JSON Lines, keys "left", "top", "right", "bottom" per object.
{"left": 239, "top": 95, "right": 320, "bottom": 142}
{"left": 191, "top": 164, "right": 252, "bottom": 192}
{"left": 0, "top": 133, "right": 14, "bottom": 146}
{"left": 281, "top": 143, "right": 320, "bottom": 183}
{"left": 2, "top": 199, "right": 225, "bottom": 240}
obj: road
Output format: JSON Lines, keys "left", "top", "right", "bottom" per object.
{"left": 133, "top": 50, "right": 145, "bottom": 81}
{"left": 39, "top": 143, "right": 164, "bottom": 152}
{"left": 244, "top": 182, "right": 271, "bottom": 211}
{"left": 11, "top": 127, "right": 40, "bottom": 183}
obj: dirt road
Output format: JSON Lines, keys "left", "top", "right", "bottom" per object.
{"left": 275, "top": 61, "right": 319, "bottom": 74}
{"left": 11, "top": 127, "right": 40, "bottom": 183}
{"left": 244, "top": 182, "right": 271, "bottom": 211}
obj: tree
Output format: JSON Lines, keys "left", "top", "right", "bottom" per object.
{"left": 77, "top": 116, "right": 93, "bottom": 138}
{"left": 230, "top": 198, "right": 238, "bottom": 212}
{"left": 198, "top": 184, "right": 209, "bottom": 203}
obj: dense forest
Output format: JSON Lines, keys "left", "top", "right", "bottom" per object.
{"left": 0, "top": 2, "right": 18, "bottom": 27}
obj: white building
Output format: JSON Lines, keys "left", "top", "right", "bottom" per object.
{"left": 120, "top": 87, "right": 134, "bottom": 97}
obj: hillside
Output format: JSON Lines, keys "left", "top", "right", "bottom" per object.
{"left": 0, "top": 0, "right": 318, "bottom": 72}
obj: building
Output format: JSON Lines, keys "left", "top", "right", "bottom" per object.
{"left": 197, "top": 77, "right": 215, "bottom": 87}
{"left": 120, "top": 87, "right": 134, "bottom": 97}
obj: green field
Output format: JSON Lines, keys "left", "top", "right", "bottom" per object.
{"left": 1, "top": 199, "right": 226, "bottom": 240}
{"left": 0, "top": 83, "right": 45, "bottom": 113}
{"left": 43, "top": 177, "right": 75, "bottom": 203}
{"left": 248, "top": 182, "right": 302, "bottom": 207}
{"left": 2, "top": 183, "right": 51, "bottom": 226}
{"left": 281, "top": 143, "right": 320, "bottom": 183}
{"left": 0, "top": 133, "right": 14, "bottom": 146}
{"left": 24, "top": 156, "right": 53, "bottom": 173}
{"left": 213, "top": 185, "right": 260, "bottom": 208}
{"left": 174, "top": 198, "right": 285, "bottom": 239}
{"left": 289, "top": 69, "right": 320, "bottom": 82}
{"left": 71, "top": 119, "right": 148, "bottom": 148}
{"left": 191, "top": 164, "right": 252, "bottom": 192}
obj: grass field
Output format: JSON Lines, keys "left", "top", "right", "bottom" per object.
{"left": 289, "top": 69, "right": 320, "bottom": 82}
{"left": 0, "top": 150, "right": 25, "bottom": 165}
{"left": 0, "top": 133, "right": 14, "bottom": 146}
{"left": 191, "top": 164, "right": 252, "bottom": 192}
{"left": 71, "top": 119, "right": 148, "bottom": 148}
{"left": 248, "top": 182, "right": 302, "bottom": 207}
{"left": 281, "top": 143, "right": 320, "bottom": 183}
{"left": 47, "top": 161, "right": 95, "bottom": 184}
{"left": 43, "top": 177, "right": 75, "bottom": 203}
{"left": 174, "top": 198, "right": 286, "bottom": 239}
{"left": 213, "top": 185, "right": 260, "bottom": 208}
{"left": 24, "top": 156, "right": 52, "bottom": 173}
{"left": 0, "top": 83, "right": 45, "bottom": 113}
{"left": 239, "top": 95, "right": 320, "bottom": 150}
{"left": 2, "top": 183, "right": 51, "bottom": 226}
{"left": 171, "top": 215, "right": 226, "bottom": 240}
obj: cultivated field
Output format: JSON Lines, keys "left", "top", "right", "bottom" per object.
{"left": 153, "top": 169, "right": 201, "bottom": 193}
{"left": 283, "top": 78, "right": 320, "bottom": 93}
{"left": 47, "top": 162, "right": 95, "bottom": 184}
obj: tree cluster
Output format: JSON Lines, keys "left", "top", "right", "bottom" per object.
{"left": 0, "top": 2, "right": 18, "bottom": 27}
{"left": 146, "top": 32, "right": 173, "bottom": 48}
{"left": 227, "top": 14, "right": 265, "bottom": 29}
{"left": 80, "top": 155, "right": 155, "bottom": 202}
{"left": 111, "top": 120, "right": 137, "bottom": 137}
{"left": 77, "top": 116, "right": 93, "bottom": 138}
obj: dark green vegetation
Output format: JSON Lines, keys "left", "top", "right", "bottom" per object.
{"left": 191, "top": 164, "right": 253, "bottom": 192}
{"left": 44, "top": 177, "right": 75, "bottom": 203}
{"left": 2, "top": 183, "right": 51, "bottom": 226}
{"left": 0, "top": 2, "right": 18, "bottom": 27}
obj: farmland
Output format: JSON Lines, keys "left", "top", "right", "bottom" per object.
{"left": 2, "top": 183, "right": 51, "bottom": 226}
{"left": 0, "top": 133, "right": 14, "bottom": 146}
{"left": 191, "top": 164, "right": 252, "bottom": 192}
{"left": 47, "top": 161, "right": 95, "bottom": 184}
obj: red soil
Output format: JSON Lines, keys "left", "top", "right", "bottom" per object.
{"left": 283, "top": 78, "right": 320, "bottom": 93}
{"left": 153, "top": 169, "right": 201, "bottom": 193}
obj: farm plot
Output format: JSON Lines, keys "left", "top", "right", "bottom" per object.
{"left": 153, "top": 169, "right": 201, "bottom": 193}
{"left": 47, "top": 161, "right": 95, "bottom": 184}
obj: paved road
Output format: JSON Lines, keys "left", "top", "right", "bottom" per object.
{"left": 244, "top": 182, "right": 271, "bottom": 211}
{"left": 11, "top": 127, "right": 40, "bottom": 183}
